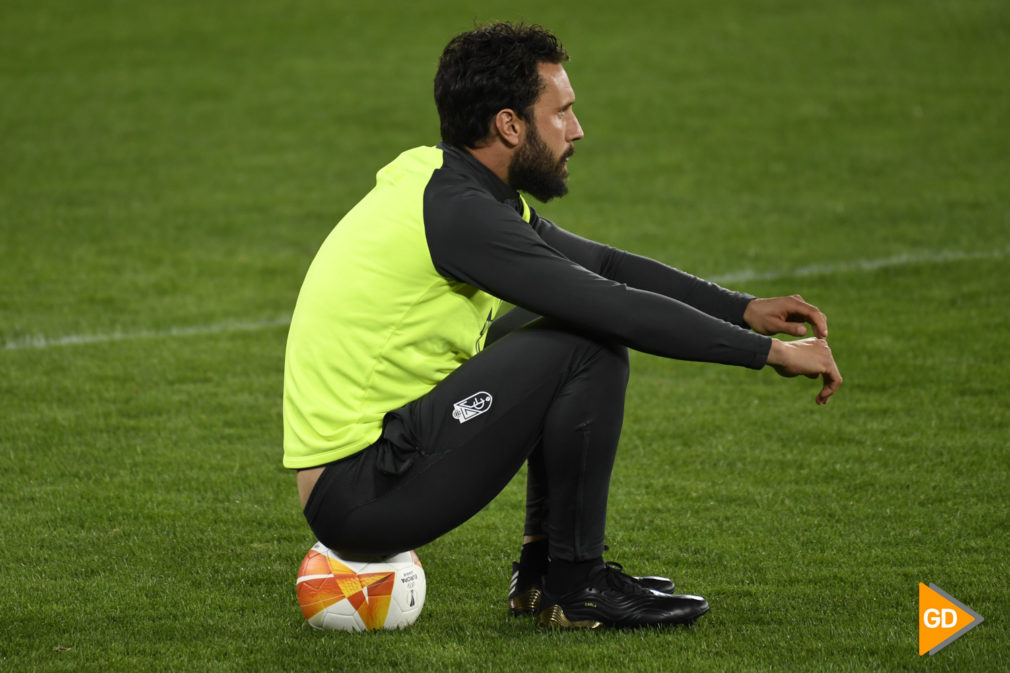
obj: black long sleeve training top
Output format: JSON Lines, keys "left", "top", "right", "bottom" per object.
{"left": 425, "top": 143, "right": 772, "bottom": 368}
{"left": 283, "top": 143, "right": 771, "bottom": 467}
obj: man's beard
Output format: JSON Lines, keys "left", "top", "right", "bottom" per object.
{"left": 507, "top": 125, "right": 573, "bottom": 203}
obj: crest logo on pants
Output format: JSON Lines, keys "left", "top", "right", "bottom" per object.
{"left": 452, "top": 392, "right": 493, "bottom": 423}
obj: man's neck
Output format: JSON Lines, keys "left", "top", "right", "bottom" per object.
{"left": 465, "top": 143, "right": 511, "bottom": 186}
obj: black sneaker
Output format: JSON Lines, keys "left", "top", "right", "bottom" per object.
{"left": 535, "top": 564, "right": 709, "bottom": 629}
{"left": 509, "top": 561, "right": 676, "bottom": 616}
{"left": 508, "top": 561, "right": 545, "bottom": 616}
{"left": 604, "top": 561, "right": 676, "bottom": 595}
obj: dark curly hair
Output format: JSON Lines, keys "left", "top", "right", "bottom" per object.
{"left": 434, "top": 22, "right": 569, "bottom": 148}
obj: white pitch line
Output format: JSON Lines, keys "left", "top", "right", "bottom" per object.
{"left": 709, "top": 246, "right": 1010, "bottom": 285}
{"left": 3, "top": 247, "right": 1007, "bottom": 352}
{"left": 3, "top": 316, "right": 292, "bottom": 351}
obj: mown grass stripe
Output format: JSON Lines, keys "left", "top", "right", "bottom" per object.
{"left": 4, "top": 247, "right": 1005, "bottom": 352}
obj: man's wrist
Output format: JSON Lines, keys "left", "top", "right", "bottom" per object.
{"left": 741, "top": 297, "right": 757, "bottom": 331}
{"left": 765, "top": 338, "right": 785, "bottom": 367}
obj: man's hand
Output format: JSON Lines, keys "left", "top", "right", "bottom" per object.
{"left": 766, "top": 337, "right": 843, "bottom": 405}
{"left": 744, "top": 295, "right": 828, "bottom": 339}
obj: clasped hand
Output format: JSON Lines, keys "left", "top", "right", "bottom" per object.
{"left": 744, "top": 295, "right": 842, "bottom": 405}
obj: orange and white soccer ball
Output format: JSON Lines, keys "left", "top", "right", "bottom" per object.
{"left": 295, "top": 542, "right": 426, "bottom": 631}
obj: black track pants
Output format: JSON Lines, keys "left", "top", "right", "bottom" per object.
{"left": 303, "top": 318, "right": 629, "bottom": 562}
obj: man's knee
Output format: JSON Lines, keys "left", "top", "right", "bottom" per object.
{"left": 535, "top": 322, "right": 629, "bottom": 387}
{"left": 593, "top": 340, "right": 630, "bottom": 389}
{"left": 484, "top": 316, "right": 629, "bottom": 390}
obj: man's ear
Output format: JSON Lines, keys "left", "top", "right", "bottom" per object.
{"left": 493, "top": 109, "right": 525, "bottom": 148}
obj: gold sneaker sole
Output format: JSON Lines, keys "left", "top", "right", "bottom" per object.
{"left": 509, "top": 587, "right": 543, "bottom": 616}
{"left": 535, "top": 604, "right": 603, "bottom": 629}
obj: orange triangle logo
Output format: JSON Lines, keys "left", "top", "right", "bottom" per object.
{"left": 918, "top": 583, "right": 984, "bottom": 655}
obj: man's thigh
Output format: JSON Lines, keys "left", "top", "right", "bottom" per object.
{"left": 306, "top": 320, "right": 606, "bottom": 554}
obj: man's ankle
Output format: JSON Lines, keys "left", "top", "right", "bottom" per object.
{"left": 545, "top": 557, "right": 604, "bottom": 595}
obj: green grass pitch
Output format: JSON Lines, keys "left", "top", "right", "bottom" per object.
{"left": 1, "top": 0, "right": 1007, "bottom": 671}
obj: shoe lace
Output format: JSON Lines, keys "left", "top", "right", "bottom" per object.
{"left": 600, "top": 561, "right": 645, "bottom": 592}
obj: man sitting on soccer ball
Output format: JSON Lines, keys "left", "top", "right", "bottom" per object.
{"left": 282, "top": 21, "right": 842, "bottom": 629}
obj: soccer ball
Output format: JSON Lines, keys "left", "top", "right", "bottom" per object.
{"left": 295, "top": 541, "right": 426, "bottom": 632}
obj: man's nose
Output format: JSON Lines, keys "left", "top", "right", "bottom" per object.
{"left": 569, "top": 112, "right": 584, "bottom": 141}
